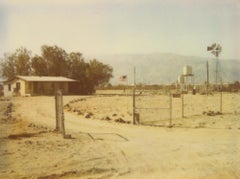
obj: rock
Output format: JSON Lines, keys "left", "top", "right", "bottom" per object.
{"left": 115, "top": 118, "right": 126, "bottom": 123}
{"left": 85, "top": 112, "right": 93, "bottom": 118}
{"left": 77, "top": 111, "right": 83, "bottom": 115}
{"left": 28, "top": 123, "right": 35, "bottom": 127}
{"left": 64, "top": 104, "right": 70, "bottom": 108}
{"left": 102, "top": 116, "right": 112, "bottom": 121}
{"left": 215, "top": 111, "right": 222, "bottom": 115}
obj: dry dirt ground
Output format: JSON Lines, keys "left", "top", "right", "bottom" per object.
{"left": 0, "top": 91, "right": 240, "bottom": 179}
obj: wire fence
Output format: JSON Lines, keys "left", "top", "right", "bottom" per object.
{"left": 134, "top": 90, "right": 172, "bottom": 126}
{"left": 132, "top": 89, "right": 237, "bottom": 129}
{"left": 67, "top": 89, "right": 239, "bottom": 129}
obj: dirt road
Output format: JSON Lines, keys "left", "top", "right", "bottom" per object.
{"left": 0, "top": 94, "right": 240, "bottom": 178}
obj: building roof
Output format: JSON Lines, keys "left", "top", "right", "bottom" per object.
{"left": 15, "top": 76, "right": 76, "bottom": 82}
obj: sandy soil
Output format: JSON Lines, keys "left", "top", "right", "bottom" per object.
{"left": 0, "top": 91, "right": 240, "bottom": 179}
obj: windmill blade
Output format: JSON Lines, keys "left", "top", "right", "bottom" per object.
{"left": 207, "top": 43, "right": 217, "bottom": 51}
{"left": 207, "top": 46, "right": 213, "bottom": 51}
{"left": 216, "top": 44, "right": 222, "bottom": 51}
{"left": 211, "top": 50, "right": 217, "bottom": 56}
{"left": 212, "top": 43, "right": 217, "bottom": 49}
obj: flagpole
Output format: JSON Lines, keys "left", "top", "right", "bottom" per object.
{"left": 133, "top": 66, "right": 136, "bottom": 124}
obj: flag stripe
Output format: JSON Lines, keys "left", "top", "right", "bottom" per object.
{"left": 119, "top": 75, "right": 127, "bottom": 81}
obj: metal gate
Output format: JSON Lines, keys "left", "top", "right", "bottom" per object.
{"left": 133, "top": 89, "right": 172, "bottom": 127}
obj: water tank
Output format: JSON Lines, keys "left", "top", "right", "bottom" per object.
{"left": 178, "top": 74, "right": 184, "bottom": 84}
{"left": 183, "top": 65, "right": 192, "bottom": 76}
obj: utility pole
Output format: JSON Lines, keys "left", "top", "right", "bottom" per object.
{"left": 206, "top": 60, "right": 209, "bottom": 95}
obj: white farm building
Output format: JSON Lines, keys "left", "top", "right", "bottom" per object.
{"left": 4, "top": 76, "right": 76, "bottom": 96}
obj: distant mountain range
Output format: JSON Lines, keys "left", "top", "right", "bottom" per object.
{"left": 97, "top": 53, "right": 240, "bottom": 85}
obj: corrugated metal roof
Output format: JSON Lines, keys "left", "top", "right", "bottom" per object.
{"left": 16, "top": 76, "right": 76, "bottom": 82}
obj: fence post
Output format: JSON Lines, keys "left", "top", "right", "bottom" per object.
{"left": 220, "top": 88, "right": 223, "bottom": 113}
{"left": 169, "top": 93, "right": 172, "bottom": 127}
{"left": 133, "top": 87, "right": 136, "bottom": 124}
{"left": 55, "top": 89, "right": 66, "bottom": 136}
{"left": 55, "top": 91, "right": 58, "bottom": 131}
{"left": 61, "top": 111, "right": 66, "bottom": 138}
{"left": 55, "top": 90, "right": 61, "bottom": 131}
{"left": 181, "top": 91, "right": 184, "bottom": 118}
{"left": 60, "top": 91, "right": 66, "bottom": 137}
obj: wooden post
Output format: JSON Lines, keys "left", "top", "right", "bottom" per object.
{"left": 55, "top": 89, "right": 66, "bottom": 137}
{"left": 55, "top": 90, "right": 62, "bottom": 131}
{"left": 59, "top": 91, "right": 66, "bottom": 137}
{"left": 61, "top": 111, "right": 66, "bottom": 138}
{"left": 134, "top": 113, "right": 140, "bottom": 124}
{"left": 181, "top": 91, "right": 184, "bottom": 118}
{"left": 169, "top": 93, "right": 172, "bottom": 127}
{"left": 55, "top": 91, "right": 59, "bottom": 131}
{"left": 133, "top": 88, "right": 136, "bottom": 124}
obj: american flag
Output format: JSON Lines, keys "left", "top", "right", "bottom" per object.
{"left": 119, "top": 75, "right": 127, "bottom": 82}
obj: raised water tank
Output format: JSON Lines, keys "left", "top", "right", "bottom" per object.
{"left": 183, "top": 65, "right": 193, "bottom": 76}
{"left": 178, "top": 74, "right": 184, "bottom": 84}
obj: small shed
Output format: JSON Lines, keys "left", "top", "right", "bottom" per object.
{"left": 4, "top": 76, "right": 76, "bottom": 96}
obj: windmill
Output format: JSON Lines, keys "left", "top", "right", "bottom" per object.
{"left": 207, "top": 43, "right": 222, "bottom": 86}
{"left": 207, "top": 43, "right": 223, "bottom": 112}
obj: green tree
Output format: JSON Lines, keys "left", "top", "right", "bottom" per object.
{"left": 67, "top": 52, "right": 89, "bottom": 94}
{"left": 31, "top": 55, "right": 48, "bottom": 76}
{"left": 67, "top": 52, "right": 86, "bottom": 79}
{"left": 88, "top": 59, "right": 113, "bottom": 87}
{"left": 1, "top": 53, "right": 16, "bottom": 79}
{"left": 41, "top": 45, "right": 68, "bottom": 76}
{"left": 1, "top": 47, "right": 31, "bottom": 79}
{"left": 67, "top": 55, "right": 113, "bottom": 94}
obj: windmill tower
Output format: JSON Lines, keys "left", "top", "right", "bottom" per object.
{"left": 207, "top": 43, "right": 222, "bottom": 90}
{"left": 207, "top": 43, "right": 223, "bottom": 112}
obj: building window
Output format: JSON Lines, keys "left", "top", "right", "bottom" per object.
{"left": 8, "top": 84, "right": 11, "bottom": 91}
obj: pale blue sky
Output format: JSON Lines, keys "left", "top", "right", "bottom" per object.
{"left": 0, "top": 0, "right": 239, "bottom": 59}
